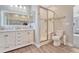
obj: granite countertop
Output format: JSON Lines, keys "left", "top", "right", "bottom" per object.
{"left": 74, "top": 34, "right": 79, "bottom": 36}
{"left": 0, "top": 24, "right": 35, "bottom": 32}
{"left": 0, "top": 28, "right": 34, "bottom": 32}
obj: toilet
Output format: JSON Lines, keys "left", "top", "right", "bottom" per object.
{"left": 52, "top": 35, "right": 61, "bottom": 46}
{"left": 51, "top": 30, "right": 64, "bottom": 46}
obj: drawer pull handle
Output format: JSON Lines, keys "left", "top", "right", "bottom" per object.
{"left": 17, "top": 40, "right": 21, "bottom": 42}
{"left": 17, "top": 43, "right": 21, "bottom": 45}
{"left": 4, "top": 35, "right": 8, "bottom": 37}
{"left": 5, "top": 46, "right": 9, "bottom": 48}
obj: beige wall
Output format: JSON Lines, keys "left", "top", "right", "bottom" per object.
{"left": 53, "top": 6, "right": 73, "bottom": 46}
{"left": 41, "top": 6, "right": 73, "bottom": 46}
{"left": 36, "top": 5, "right": 73, "bottom": 47}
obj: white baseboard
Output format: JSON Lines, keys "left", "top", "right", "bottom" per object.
{"left": 4, "top": 43, "right": 33, "bottom": 52}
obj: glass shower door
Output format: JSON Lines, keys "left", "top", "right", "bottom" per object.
{"left": 39, "top": 7, "right": 48, "bottom": 42}
{"left": 48, "top": 11, "right": 54, "bottom": 40}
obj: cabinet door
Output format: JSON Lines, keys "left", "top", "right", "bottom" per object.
{"left": 16, "top": 31, "right": 24, "bottom": 46}
{"left": 0, "top": 33, "right": 5, "bottom": 52}
{"left": 27, "top": 30, "right": 34, "bottom": 43}
{"left": 15, "top": 31, "right": 29, "bottom": 46}
{"left": 39, "top": 7, "right": 48, "bottom": 42}
{"left": 73, "top": 35, "right": 79, "bottom": 47}
{"left": 22, "top": 31, "right": 29, "bottom": 45}
{"left": 4, "top": 32, "right": 15, "bottom": 50}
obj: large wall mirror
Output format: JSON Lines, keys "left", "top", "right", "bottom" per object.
{"left": 0, "top": 5, "right": 33, "bottom": 26}
{"left": 4, "top": 12, "right": 32, "bottom": 25}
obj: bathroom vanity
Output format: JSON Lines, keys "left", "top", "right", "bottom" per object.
{"left": 0, "top": 5, "right": 35, "bottom": 52}
{"left": 0, "top": 27, "right": 34, "bottom": 52}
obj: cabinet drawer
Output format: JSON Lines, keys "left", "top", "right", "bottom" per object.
{"left": 16, "top": 40, "right": 27, "bottom": 46}
{"left": 16, "top": 38, "right": 29, "bottom": 44}
{"left": 16, "top": 41, "right": 22, "bottom": 45}
{"left": 16, "top": 39, "right": 26, "bottom": 44}
{"left": 16, "top": 31, "right": 26, "bottom": 36}
{"left": 16, "top": 36, "right": 26, "bottom": 40}
{"left": 28, "top": 31, "right": 34, "bottom": 43}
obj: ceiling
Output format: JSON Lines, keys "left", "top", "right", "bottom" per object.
{"left": 41, "top": 5, "right": 73, "bottom": 11}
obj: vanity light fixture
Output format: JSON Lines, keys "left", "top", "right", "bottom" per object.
{"left": 15, "top": 5, "right": 18, "bottom": 8}
{"left": 23, "top": 6, "right": 26, "bottom": 9}
{"left": 21, "top": 15, "right": 25, "bottom": 18}
{"left": 19, "top": 5, "right": 22, "bottom": 8}
{"left": 10, "top": 5, "right": 26, "bottom": 10}
{"left": 14, "top": 14, "right": 19, "bottom": 17}
{"left": 10, "top": 5, "right": 14, "bottom": 7}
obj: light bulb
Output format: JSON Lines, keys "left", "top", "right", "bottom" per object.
{"left": 19, "top": 5, "right": 22, "bottom": 8}
{"left": 15, "top": 5, "right": 18, "bottom": 7}
{"left": 10, "top": 5, "right": 13, "bottom": 7}
{"left": 14, "top": 14, "right": 19, "bottom": 17}
{"left": 23, "top": 6, "right": 26, "bottom": 9}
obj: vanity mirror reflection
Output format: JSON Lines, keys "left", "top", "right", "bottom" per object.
{"left": 0, "top": 5, "right": 33, "bottom": 26}
{"left": 4, "top": 12, "right": 32, "bottom": 25}
{"left": 2, "top": 12, "right": 33, "bottom": 26}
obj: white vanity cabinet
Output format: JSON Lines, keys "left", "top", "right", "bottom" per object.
{"left": 15, "top": 30, "right": 34, "bottom": 47}
{"left": 15, "top": 31, "right": 29, "bottom": 47}
{"left": 15, "top": 30, "right": 34, "bottom": 51}
{"left": 27, "top": 30, "right": 34, "bottom": 43}
{"left": 0, "top": 30, "right": 34, "bottom": 52}
{"left": 4, "top": 32, "right": 16, "bottom": 52}
{"left": 0, "top": 33, "right": 5, "bottom": 52}
{"left": 73, "top": 34, "right": 79, "bottom": 47}
{"left": 0, "top": 32, "right": 15, "bottom": 52}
